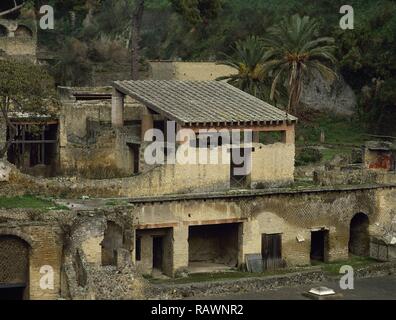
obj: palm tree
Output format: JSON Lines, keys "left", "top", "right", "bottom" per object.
{"left": 263, "top": 14, "right": 338, "bottom": 114}
{"left": 217, "top": 36, "right": 285, "bottom": 104}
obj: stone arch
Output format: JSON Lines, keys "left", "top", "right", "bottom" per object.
{"left": 349, "top": 212, "right": 370, "bottom": 257}
{"left": 14, "top": 25, "right": 33, "bottom": 38}
{"left": 0, "top": 229, "right": 33, "bottom": 247}
{"left": 0, "top": 235, "right": 30, "bottom": 300}
{"left": 0, "top": 24, "right": 8, "bottom": 37}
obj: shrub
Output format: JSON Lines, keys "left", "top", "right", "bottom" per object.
{"left": 295, "top": 147, "right": 322, "bottom": 166}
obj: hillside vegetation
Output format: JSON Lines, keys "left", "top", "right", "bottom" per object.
{"left": 24, "top": 0, "right": 396, "bottom": 137}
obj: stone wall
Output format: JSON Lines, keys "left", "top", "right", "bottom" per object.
{"left": 314, "top": 167, "right": 396, "bottom": 186}
{"left": 0, "top": 19, "right": 37, "bottom": 62}
{"left": 251, "top": 142, "right": 295, "bottom": 187}
{"left": 0, "top": 210, "right": 63, "bottom": 300}
{"left": 0, "top": 205, "right": 150, "bottom": 300}
{"left": 0, "top": 184, "right": 396, "bottom": 298}
{"left": 147, "top": 61, "right": 235, "bottom": 81}
{"left": 3, "top": 139, "right": 294, "bottom": 198}
{"left": 130, "top": 185, "right": 396, "bottom": 274}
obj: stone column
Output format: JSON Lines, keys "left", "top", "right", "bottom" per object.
{"left": 141, "top": 107, "right": 154, "bottom": 140}
{"left": 172, "top": 224, "right": 189, "bottom": 276}
{"left": 112, "top": 88, "right": 124, "bottom": 128}
{"left": 238, "top": 220, "right": 261, "bottom": 267}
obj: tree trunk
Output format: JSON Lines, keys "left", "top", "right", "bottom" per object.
{"left": 287, "top": 67, "right": 303, "bottom": 115}
{"left": 131, "top": 0, "right": 145, "bottom": 80}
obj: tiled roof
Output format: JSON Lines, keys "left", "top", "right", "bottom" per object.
{"left": 113, "top": 80, "right": 297, "bottom": 126}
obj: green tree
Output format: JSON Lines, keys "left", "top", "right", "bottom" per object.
{"left": 217, "top": 36, "right": 284, "bottom": 103}
{"left": 263, "top": 14, "right": 337, "bottom": 114}
{"left": 0, "top": 60, "right": 58, "bottom": 158}
{"left": 170, "top": 0, "right": 223, "bottom": 26}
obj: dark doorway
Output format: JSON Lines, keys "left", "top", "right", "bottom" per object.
{"left": 152, "top": 236, "right": 163, "bottom": 270}
{"left": 188, "top": 223, "right": 239, "bottom": 268}
{"left": 262, "top": 233, "right": 284, "bottom": 270}
{"left": 310, "top": 230, "right": 329, "bottom": 262}
{"left": 349, "top": 213, "right": 370, "bottom": 256}
{"left": 128, "top": 144, "right": 140, "bottom": 174}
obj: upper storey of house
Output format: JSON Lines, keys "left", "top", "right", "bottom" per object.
{"left": 112, "top": 80, "right": 297, "bottom": 142}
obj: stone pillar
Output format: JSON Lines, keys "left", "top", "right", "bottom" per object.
{"left": 141, "top": 107, "right": 154, "bottom": 140}
{"left": 238, "top": 220, "right": 260, "bottom": 267}
{"left": 282, "top": 124, "right": 295, "bottom": 144}
{"left": 172, "top": 224, "right": 189, "bottom": 276}
{"left": 112, "top": 88, "right": 124, "bottom": 128}
{"left": 138, "top": 234, "right": 153, "bottom": 274}
{"left": 327, "top": 226, "right": 349, "bottom": 262}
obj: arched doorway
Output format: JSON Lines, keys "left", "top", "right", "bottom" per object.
{"left": 0, "top": 236, "right": 30, "bottom": 300}
{"left": 349, "top": 213, "right": 370, "bottom": 257}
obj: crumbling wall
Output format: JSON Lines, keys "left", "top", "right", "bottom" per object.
{"left": 59, "top": 210, "right": 147, "bottom": 300}
{"left": 59, "top": 95, "right": 143, "bottom": 177}
{"left": 0, "top": 19, "right": 37, "bottom": 62}
{"left": 101, "top": 221, "right": 123, "bottom": 266}
{"left": 314, "top": 168, "right": 379, "bottom": 186}
{"left": 314, "top": 167, "right": 396, "bottom": 186}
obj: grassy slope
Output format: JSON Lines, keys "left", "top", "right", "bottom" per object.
{"left": 296, "top": 110, "right": 367, "bottom": 164}
{"left": 0, "top": 195, "right": 66, "bottom": 210}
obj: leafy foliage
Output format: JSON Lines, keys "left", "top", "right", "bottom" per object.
{"left": 263, "top": 14, "right": 337, "bottom": 114}
{"left": 0, "top": 59, "right": 57, "bottom": 157}
{"left": 33, "top": 0, "right": 396, "bottom": 133}
{"left": 217, "top": 36, "right": 275, "bottom": 101}
{"left": 170, "top": 0, "right": 222, "bottom": 26}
